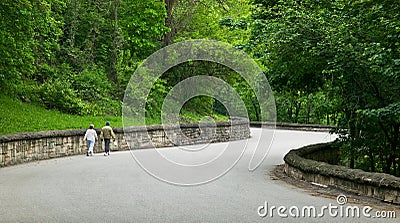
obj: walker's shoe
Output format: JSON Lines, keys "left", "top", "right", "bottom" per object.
{"left": 104, "top": 153, "right": 107, "bottom": 156}
{"left": 86, "top": 152, "right": 89, "bottom": 157}
{"left": 107, "top": 152, "right": 110, "bottom": 156}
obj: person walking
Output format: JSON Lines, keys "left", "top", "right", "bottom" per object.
{"left": 84, "top": 124, "right": 98, "bottom": 156}
{"left": 100, "top": 121, "right": 116, "bottom": 156}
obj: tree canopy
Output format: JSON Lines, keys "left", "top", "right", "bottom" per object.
{"left": 241, "top": 0, "right": 400, "bottom": 176}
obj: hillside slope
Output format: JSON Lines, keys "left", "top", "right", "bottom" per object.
{"left": 0, "top": 96, "right": 122, "bottom": 135}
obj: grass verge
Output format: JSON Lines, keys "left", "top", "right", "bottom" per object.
{"left": 0, "top": 96, "right": 122, "bottom": 135}
{"left": 0, "top": 96, "right": 229, "bottom": 135}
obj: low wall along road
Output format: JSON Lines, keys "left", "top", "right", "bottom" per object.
{"left": 284, "top": 142, "right": 400, "bottom": 204}
{"left": 0, "top": 119, "right": 250, "bottom": 167}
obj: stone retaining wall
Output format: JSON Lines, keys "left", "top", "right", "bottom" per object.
{"left": 250, "top": 122, "right": 335, "bottom": 132}
{"left": 284, "top": 142, "right": 400, "bottom": 204}
{"left": 0, "top": 119, "right": 250, "bottom": 167}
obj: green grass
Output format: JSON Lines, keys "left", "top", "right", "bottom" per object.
{"left": 0, "top": 96, "right": 229, "bottom": 135}
{"left": 0, "top": 96, "right": 122, "bottom": 135}
{"left": 179, "top": 110, "right": 228, "bottom": 123}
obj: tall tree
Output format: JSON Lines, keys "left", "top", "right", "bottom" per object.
{"left": 163, "top": 0, "right": 175, "bottom": 46}
{"left": 0, "top": 0, "right": 35, "bottom": 92}
{"left": 246, "top": 0, "right": 400, "bottom": 175}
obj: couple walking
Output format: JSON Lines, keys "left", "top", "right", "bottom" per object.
{"left": 83, "top": 122, "right": 116, "bottom": 156}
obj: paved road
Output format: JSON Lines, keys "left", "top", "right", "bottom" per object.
{"left": 0, "top": 129, "right": 397, "bottom": 222}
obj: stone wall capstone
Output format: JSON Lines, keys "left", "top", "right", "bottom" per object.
{"left": 284, "top": 142, "right": 400, "bottom": 204}
{"left": 0, "top": 119, "right": 250, "bottom": 167}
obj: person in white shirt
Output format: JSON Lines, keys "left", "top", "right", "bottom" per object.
{"left": 83, "top": 124, "right": 98, "bottom": 156}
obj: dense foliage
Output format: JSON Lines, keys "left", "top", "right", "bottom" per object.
{"left": 0, "top": 0, "right": 252, "bottom": 119}
{"left": 242, "top": 0, "right": 400, "bottom": 176}
{"left": 1, "top": 0, "right": 168, "bottom": 116}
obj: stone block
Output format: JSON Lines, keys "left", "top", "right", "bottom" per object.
{"left": 284, "top": 142, "right": 400, "bottom": 204}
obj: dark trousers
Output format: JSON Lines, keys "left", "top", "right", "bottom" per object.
{"left": 104, "top": 139, "right": 111, "bottom": 153}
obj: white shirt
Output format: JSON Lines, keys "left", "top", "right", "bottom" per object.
{"left": 84, "top": 129, "right": 98, "bottom": 142}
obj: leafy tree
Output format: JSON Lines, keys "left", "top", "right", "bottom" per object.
{"left": 120, "top": 0, "right": 169, "bottom": 59}
{"left": 154, "top": 0, "right": 257, "bottom": 120}
{"left": 245, "top": 0, "right": 400, "bottom": 175}
{"left": 321, "top": 0, "right": 400, "bottom": 173}
{"left": 0, "top": 0, "right": 35, "bottom": 92}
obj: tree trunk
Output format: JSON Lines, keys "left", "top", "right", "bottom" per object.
{"left": 392, "top": 124, "right": 399, "bottom": 176}
{"left": 385, "top": 157, "right": 392, "bottom": 174}
{"left": 347, "top": 111, "right": 357, "bottom": 169}
{"left": 287, "top": 105, "right": 293, "bottom": 122}
{"left": 326, "top": 114, "right": 330, "bottom": 125}
{"left": 350, "top": 158, "right": 355, "bottom": 169}
{"left": 107, "top": 0, "right": 120, "bottom": 84}
{"left": 369, "top": 148, "right": 375, "bottom": 172}
{"left": 294, "top": 101, "right": 301, "bottom": 123}
{"left": 252, "top": 101, "right": 260, "bottom": 121}
{"left": 69, "top": 0, "right": 80, "bottom": 48}
{"left": 333, "top": 113, "right": 337, "bottom": 125}
{"left": 163, "top": 0, "right": 175, "bottom": 46}
{"left": 398, "top": 153, "right": 400, "bottom": 177}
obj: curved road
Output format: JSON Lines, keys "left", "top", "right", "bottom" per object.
{"left": 0, "top": 129, "right": 397, "bottom": 222}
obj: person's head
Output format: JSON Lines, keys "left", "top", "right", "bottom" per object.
{"left": 106, "top": 121, "right": 110, "bottom": 126}
{"left": 89, "top": 124, "right": 94, "bottom": 129}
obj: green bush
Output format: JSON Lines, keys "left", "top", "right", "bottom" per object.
{"left": 73, "top": 67, "right": 112, "bottom": 102}
{"left": 37, "top": 79, "right": 85, "bottom": 115}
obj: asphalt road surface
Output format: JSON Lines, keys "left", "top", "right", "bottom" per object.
{"left": 0, "top": 129, "right": 398, "bottom": 222}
